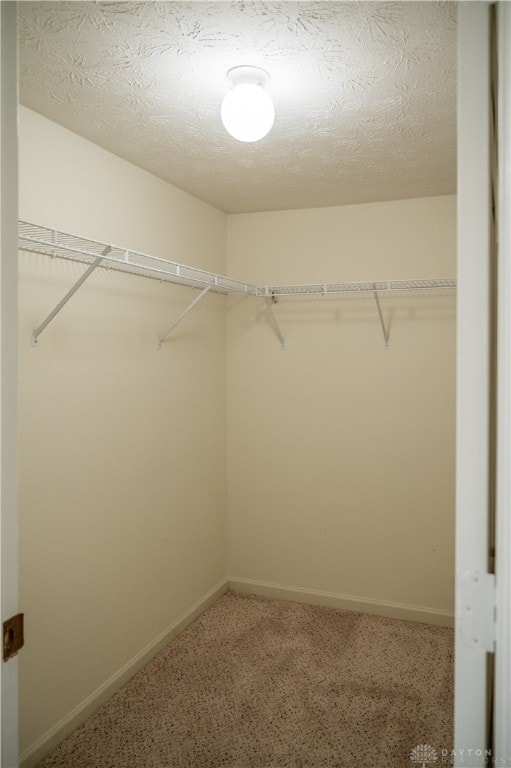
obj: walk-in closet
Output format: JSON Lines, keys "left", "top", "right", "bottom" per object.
{"left": 6, "top": 1, "right": 502, "bottom": 767}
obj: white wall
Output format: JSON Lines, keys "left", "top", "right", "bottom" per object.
{"left": 226, "top": 196, "right": 456, "bottom": 619}
{"left": 18, "top": 107, "right": 228, "bottom": 757}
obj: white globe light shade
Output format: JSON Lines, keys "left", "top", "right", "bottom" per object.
{"left": 221, "top": 82, "right": 275, "bottom": 143}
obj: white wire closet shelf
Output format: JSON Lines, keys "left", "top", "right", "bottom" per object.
{"left": 257, "top": 278, "right": 457, "bottom": 298}
{"left": 258, "top": 277, "right": 457, "bottom": 349}
{"left": 19, "top": 220, "right": 258, "bottom": 347}
{"left": 19, "top": 221, "right": 257, "bottom": 295}
{"left": 18, "top": 220, "right": 457, "bottom": 349}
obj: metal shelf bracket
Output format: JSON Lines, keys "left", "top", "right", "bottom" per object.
{"left": 31, "top": 246, "right": 111, "bottom": 347}
{"left": 373, "top": 288, "right": 390, "bottom": 348}
{"left": 265, "top": 296, "right": 286, "bottom": 349}
{"left": 158, "top": 285, "right": 212, "bottom": 348}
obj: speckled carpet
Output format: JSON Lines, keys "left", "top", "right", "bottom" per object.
{"left": 38, "top": 591, "right": 454, "bottom": 768}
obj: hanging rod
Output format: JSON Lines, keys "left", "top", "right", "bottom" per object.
{"left": 18, "top": 221, "right": 257, "bottom": 296}
{"left": 256, "top": 278, "right": 457, "bottom": 298}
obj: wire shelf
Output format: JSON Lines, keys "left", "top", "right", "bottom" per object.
{"left": 19, "top": 222, "right": 456, "bottom": 300}
{"left": 18, "top": 221, "right": 257, "bottom": 296}
{"left": 257, "top": 278, "right": 457, "bottom": 298}
{"left": 18, "top": 221, "right": 457, "bottom": 349}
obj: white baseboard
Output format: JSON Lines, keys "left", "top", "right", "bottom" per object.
{"left": 20, "top": 578, "right": 229, "bottom": 768}
{"left": 21, "top": 576, "right": 452, "bottom": 767}
{"left": 228, "top": 576, "right": 455, "bottom": 628}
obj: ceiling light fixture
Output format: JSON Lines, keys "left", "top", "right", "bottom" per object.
{"left": 221, "top": 65, "right": 274, "bottom": 143}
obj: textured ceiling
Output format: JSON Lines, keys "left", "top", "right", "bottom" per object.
{"left": 19, "top": 1, "right": 457, "bottom": 214}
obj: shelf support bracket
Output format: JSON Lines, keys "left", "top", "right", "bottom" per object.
{"left": 158, "top": 285, "right": 212, "bottom": 348}
{"left": 373, "top": 288, "right": 390, "bottom": 348}
{"left": 265, "top": 297, "right": 286, "bottom": 349}
{"left": 31, "top": 246, "right": 111, "bottom": 347}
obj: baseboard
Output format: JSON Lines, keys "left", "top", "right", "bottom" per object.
{"left": 21, "top": 576, "right": 452, "bottom": 767}
{"left": 20, "top": 577, "right": 229, "bottom": 768}
{"left": 228, "top": 576, "right": 454, "bottom": 628}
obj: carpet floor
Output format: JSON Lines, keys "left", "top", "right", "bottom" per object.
{"left": 38, "top": 591, "right": 454, "bottom": 768}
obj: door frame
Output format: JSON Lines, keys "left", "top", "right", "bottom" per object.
{"left": 455, "top": 3, "right": 493, "bottom": 764}
{"left": 494, "top": 1, "right": 511, "bottom": 760}
{"left": 456, "top": 3, "right": 511, "bottom": 764}
{"left": 0, "top": 2, "right": 19, "bottom": 766}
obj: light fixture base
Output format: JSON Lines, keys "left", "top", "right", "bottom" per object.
{"left": 226, "top": 65, "right": 270, "bottom": 88}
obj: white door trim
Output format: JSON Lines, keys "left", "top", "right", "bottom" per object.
{"left": 0, "top": 2, "right": 19, "bottom": 766}
{"left": 494, "top": 2, "right": 511, "bottom": 760}
{"left": 455, "top": 4, "right": 493, "bottom": 763}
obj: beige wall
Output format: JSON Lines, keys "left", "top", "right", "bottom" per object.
{"left": 19, "top": 107, "right": 456, "bottom": 759}
{"left": 226, "top": 196, "right": 456, "bottom": 614}
{"left": 18, "top": 108, "right": 228, "bottom": 755}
